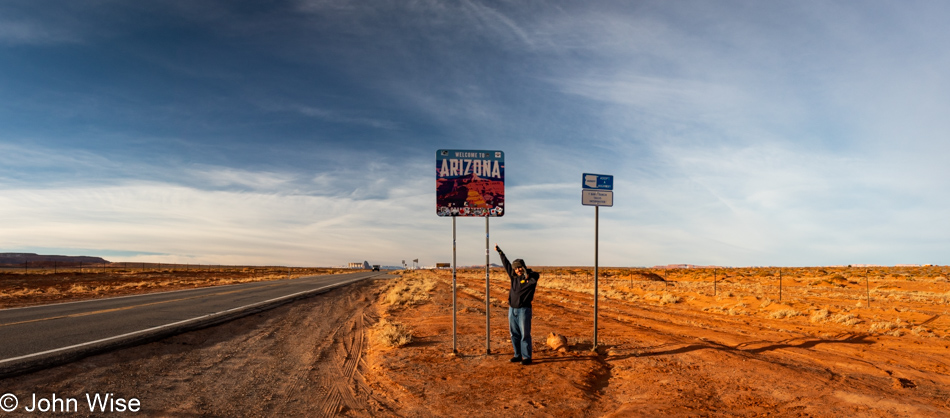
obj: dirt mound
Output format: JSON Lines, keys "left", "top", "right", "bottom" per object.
{"left": 633, "top": 271, "right": 666, "bottom": 281}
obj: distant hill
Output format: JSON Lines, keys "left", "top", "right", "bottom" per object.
{"left": 0, "top": 253, "right": 110, "bottom": 266}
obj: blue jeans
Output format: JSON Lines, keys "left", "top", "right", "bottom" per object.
{"left": 508, "top": 307, "right": 532, "bottom": 359}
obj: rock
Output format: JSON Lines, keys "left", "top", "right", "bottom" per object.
{"left": 546, "top": 332, "right": 568, "bottom": 352}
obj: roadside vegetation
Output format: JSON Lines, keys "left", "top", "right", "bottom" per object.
{"left": 371, "top": 272, "right": 437, "bottom": 348}
{"left": 408, "top": 265, "right": 950, "bottom": 341}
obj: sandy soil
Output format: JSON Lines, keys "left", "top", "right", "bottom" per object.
{"left": 2, "top": 267, "right": 950, "bottom": 417}
{"left": 370, "top": 268, "right": 950, "bottom": 417}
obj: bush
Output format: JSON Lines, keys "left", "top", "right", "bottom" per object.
{"left": 869, "top": 322, "right": 897, "bottom": 333}
{"left": 810, "top": 309, "right": 829, "bottom": 323}
{"left": 770, "top": 309, "right": 800, "bottom": 319}
{"left": 373, "top": 319, "right": 412, "bottom": 347}
{"left": 659, "top": 293, "right": 682, "bottom": 305}
{"left": 831, "top": 313, "right": 862, "bottom": 326}
{"left": 383, "top": 277, "right": 436, "bottom": 306}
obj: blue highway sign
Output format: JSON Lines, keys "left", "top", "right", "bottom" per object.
{"left": 582, "top": 173, "right": 613, "bottom": 190}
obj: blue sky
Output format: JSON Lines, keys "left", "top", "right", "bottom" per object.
{"left": 1, "top": 1, "right": 948, "bottom": 267}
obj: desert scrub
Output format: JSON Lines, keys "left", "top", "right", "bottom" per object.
{"left": 383, "top": 276, "right": 437, "bottom": 306}
{"left": 702, "top": 306, "right": 729, "bottom": 314}
{"left": 831, "top": 313, "right": 862, "bottom": 326}
{"left": 603, "top": 290, "right": 639, "bottom": 302}
{"left": 715, "top": 291, "right": 734, "bottom": 301}
{"left": 645, "top": 292, "right": 681, "bottom": 305}
{"left": 373, "top": 319, "right": 412, "bottom": 347}
{"left": 869, "top": 321, "right": 898, "bottom": 334}
{"left": 810, "top": 309, "right": 830, "bottom": 323}
{"left": 770, "top": 309, "right": 800, "bottom": 319}
{"left": 659, "top": 293, "right": 682, "bottom": 305}
{"left": 911, "top": 326, "right": 936, "bottom": 337}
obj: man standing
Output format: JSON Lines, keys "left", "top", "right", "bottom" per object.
{"left": 495, "top": 244, "right": 540, "bottom": 365}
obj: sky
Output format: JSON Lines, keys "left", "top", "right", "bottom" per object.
{"left": 1, "top": 0, "right": 949, "bottom": 268}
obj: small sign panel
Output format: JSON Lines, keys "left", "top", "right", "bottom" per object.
{"left": 582, "top": 173, "right": 613, "bottom": 190}
{"left": 436, "top": 149, "right": 505, "bottom": 217}
{"left": 582, "top": 190, "right": 613, "bottom": 207}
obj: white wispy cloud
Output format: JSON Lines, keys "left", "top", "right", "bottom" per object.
{"left": 0, "top": 19, "right": 79, "bottom": 45}
{"left": 294, "top": 106, "right": 401, "bottom": 130}
{"left": 0, "top": 179, "right": 441, "bottom": 266}
{"left": 185, "top": 167, "right": 297, "bottom": 191}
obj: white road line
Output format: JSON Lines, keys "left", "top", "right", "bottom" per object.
{"left": 0, "top": 276, "right": 367, "bottom": 365}
{"left": 0, "top": 274, "right": 344, "bottom": 312}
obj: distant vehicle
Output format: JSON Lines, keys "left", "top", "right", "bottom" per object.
{"left": 372, "top": 265, "right": 380, "bottom": 271}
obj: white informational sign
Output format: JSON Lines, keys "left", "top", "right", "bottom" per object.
{"left": 582, "top": 189, "right": 613, "bottom": 207}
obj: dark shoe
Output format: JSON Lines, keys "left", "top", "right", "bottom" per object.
{"left": 521, "top": 358, "right": 532, "bottom": 365}
{"left": 510, "top": 356, "right": 522, "bottom": 363}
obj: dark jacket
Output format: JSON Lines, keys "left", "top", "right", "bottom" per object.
{"left": 497, "top": 249, "right": 540, "bottom": 309}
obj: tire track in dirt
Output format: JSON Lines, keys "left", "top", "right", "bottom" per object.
{"left": 315, "top": 310, "right": 372, "bottom": 416}
{"left": 447, "top": 273, "right": 950, "bottom": 416}
{"left": 1, "top": 279, "right": 388, "bottom": 417}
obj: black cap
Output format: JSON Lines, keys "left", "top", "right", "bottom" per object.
{"left": 512, "top": 259, "right": 526, "bottom": 270}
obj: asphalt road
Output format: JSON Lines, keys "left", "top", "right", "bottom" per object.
{"left": 0, "top": 271, "right": 385, "bottom": 377}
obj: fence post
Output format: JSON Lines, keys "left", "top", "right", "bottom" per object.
{"left": 778, "top": 269, "right": 783, "bottom": 302}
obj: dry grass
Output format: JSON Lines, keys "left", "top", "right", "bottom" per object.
{"left": 810, "top": 309, "right": 830, "bottom": 323}
{"left": 770, "top": 309, "right": 801, "bottom": 319}
{"left": 409, "top": 265, "right": 950, "bottom": 340}
{"left": 869, "top": 321, "right": 898, "bottom": 333}
{"left": 382, "top": 273, "right": 437, "bottom": 306}
{"left": 373, "top": 319, "right": 413, "bottom": 347}
{"left": 831, "top": 313, "right": 862, "bottom": 326}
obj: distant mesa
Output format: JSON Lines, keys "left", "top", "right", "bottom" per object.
{"left": 653, "top": 264, "right": 723, "bottom": 269}
{"left": 0, "top": 253, "right": 110, "bottom": 266}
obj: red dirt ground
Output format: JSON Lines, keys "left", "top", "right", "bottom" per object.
{"left": 2, "top": 266, "right": 949, "bottom": 416}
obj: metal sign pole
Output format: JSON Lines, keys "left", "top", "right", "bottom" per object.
{"left": 594, "top": 205, "right": 599, "bottom": 350}
{"left": 485, "top": 216, "right": 491, "bottom": 355}
{"left": 437, "top": 149, "right": 505, "bottom": 355}
{"left": 452, "top": 216, "right": 458, "bottom": 353}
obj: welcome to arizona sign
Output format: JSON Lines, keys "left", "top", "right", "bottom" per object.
{"left": 436, "top": 149, "right": 504, "bottom": 217}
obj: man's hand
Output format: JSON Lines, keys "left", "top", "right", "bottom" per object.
{"left": 494, "top": 244, "right": 500, "bottom": 252}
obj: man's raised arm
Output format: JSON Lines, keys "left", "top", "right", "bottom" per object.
{"left": 495, "top": 244, "right": 513, "bottom": 275}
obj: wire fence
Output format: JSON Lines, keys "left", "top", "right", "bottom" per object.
{"left": 532, "top": 266, "right": 950, "bottom": 308}
{"left": 437, "top": 266, "right": 950, "bottom": 310}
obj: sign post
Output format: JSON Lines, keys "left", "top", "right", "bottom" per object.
{"left": 437, "top": 150, "right": 505, "bottom": 355}
{"left": 485, "top": 216, "right": 490, "bottom": 355}
{"left": 582, "top": 173, "right": 613, "bottom": 350}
